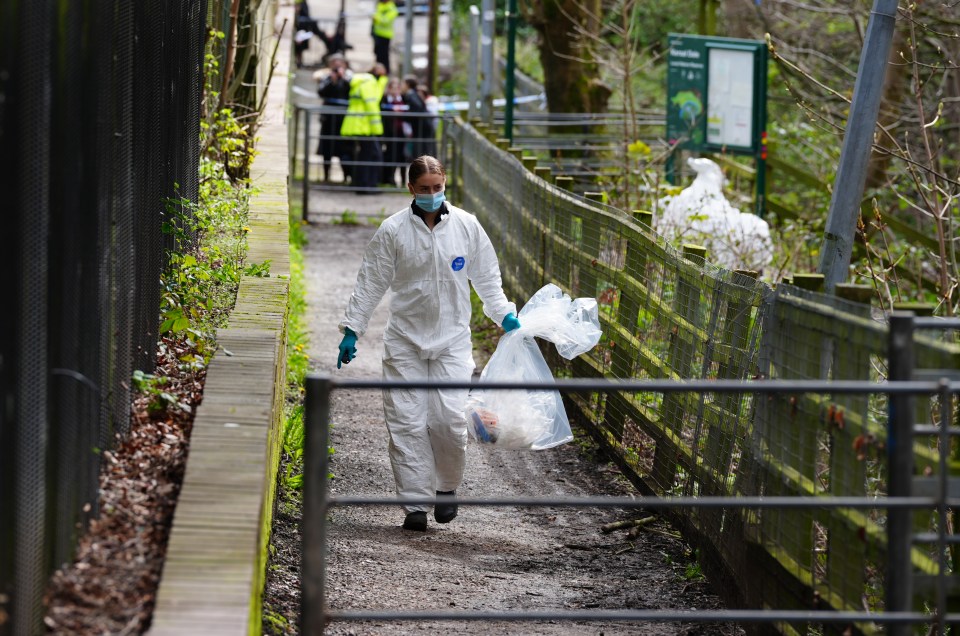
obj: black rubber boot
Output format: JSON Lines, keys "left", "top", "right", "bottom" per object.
{"left": 434, "top": 490, "right": 458, "bottom": 524}
{"left": 402, "top": 511, "right": 427, "bottom": 531}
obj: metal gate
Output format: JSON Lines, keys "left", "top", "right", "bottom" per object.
{"left": 301, "top": 313, "right": 960, "bottom": 635}
{"left": 290, "top": 104, "right": 450, "bottom": 218}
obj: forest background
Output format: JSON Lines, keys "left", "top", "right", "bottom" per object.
{"left": 445, "top": 0, "right": 960, "bottom": 316}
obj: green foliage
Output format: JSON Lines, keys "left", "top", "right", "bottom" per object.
{"left": 281, "top": 404, "right": 305, "bottom": 490}
{"left": 201, "top": 40, "right": 258, "bottom": 183}
{"left": 511, "top": 35, "right": 544, "bottom": 85}
{"left": 331, "top": 209, "right": 361, "bottom": 225}
{"left": 203, "top": 106, "right": 256, "bottom": 182}
{"left": 367, "top": 209, "right": 389, "bottom": 228}
{"left": 244, "top": 259, "right": 272, "bottom": 277}
{"left": 286, "top": 222, "right": 310, "bottom": 388}
{"left": 159, "top": 159, "right": 254, "bottom": 340}
{"left": 131, "top": 369, "right": 192, "bottom": 415}
{"left": 277, "top": 212, "right": 337, "bottom": 494}
{"left": 617, "top": 0, "right": 689, "bottom": 57}
{"left": 768, "top": 215, "right": 822, "bottom": 283}
{"left": 683, "top": 549, "right": 705, "bottom": 581}
{"left": 262, "top": 608, "right": 289, "bottom": 634}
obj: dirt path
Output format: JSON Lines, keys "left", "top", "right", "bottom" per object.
{"left": 290, "top": 217, "right": 740, "bottom": 635}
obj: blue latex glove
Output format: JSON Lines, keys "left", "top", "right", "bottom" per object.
{"left": 337, "top": 328, "right": 357, "bottom": 369}
{"left": 501, "top": 312, "right": 521, "bottom": 332}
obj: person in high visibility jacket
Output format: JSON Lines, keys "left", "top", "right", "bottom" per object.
{"left": 372, "top": 0, "right": 399, "bottom": 71}
{"left": 341, "top": 65, "right": 388, "bottom": 192}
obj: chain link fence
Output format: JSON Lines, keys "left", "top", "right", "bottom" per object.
{"left": 441, "top": 118, "right": 960, "bottom": 633}
{"left": 0, "top": 2, "right": 207, "bottom": 633}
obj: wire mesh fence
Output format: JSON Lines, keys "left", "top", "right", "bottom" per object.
{"left": 441, "top": 117, "right": 960, "bottom": 633}
{"left": 303, "top": 373, "right": 960, "bottom": 636}
{"left": 0, "top": 2, "right": 208, "bottom": 633}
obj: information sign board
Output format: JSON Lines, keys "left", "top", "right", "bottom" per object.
{"left": 706, "top": 47, "right": 755, "bottom": 148}
{"left": 666, "top": 33, "right": 767, "bottom": 155}
{"left": 666, "top": 37, "right": 707, "bottom": 148}
{"left": 666, "top": 33, "right": 769, "bottom": 214}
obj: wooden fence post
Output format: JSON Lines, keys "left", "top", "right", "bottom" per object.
{"left": 550, "top": 176, "right": 575, "bottom": 291}
{"left": 609, "top": 211, "right": 653, "bottom": 381}
{"left": 580, "top": 192, "right": 603, "bottom": 299}
{"left": 892, "top": 302, "right": 934, "bottom": 316}
{"left": 632, "top": 210, "right": 653, "bottom": 230}
{"left": 533, "top": 166, "right": 551, "bottom": 182}
{"left": 835, "top": 283, "right": 873, "bottom": 306}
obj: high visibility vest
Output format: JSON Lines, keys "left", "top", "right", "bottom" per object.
{"left": 372, "top": 1, "right": 399, "bottom": 39}
{"left": 341, "top": 73, "right": 384, "bottom": 137}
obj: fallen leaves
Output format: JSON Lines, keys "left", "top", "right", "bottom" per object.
{"left": 43, "top": 335, "right": 206, "bottom": 635}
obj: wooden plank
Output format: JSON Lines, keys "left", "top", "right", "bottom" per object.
{"left": 149, "top": 23, "right": 291, "bottom": 633}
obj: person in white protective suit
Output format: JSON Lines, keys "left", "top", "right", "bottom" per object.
{"left": 336, "top": 155, "right": 521, "bottom": 531}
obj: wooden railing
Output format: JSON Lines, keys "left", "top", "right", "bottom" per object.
{"left": 445, "top": 118, "right": 960, "bottom": 634}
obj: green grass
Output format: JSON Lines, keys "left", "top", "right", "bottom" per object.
{"left": 285, "top": 220, "right": 310, "bottom": 388}
{"left": 331, "top": 209, "right": 361, "bottom": 225}
{"left": 280, "top": 215, "right": 313, "bottom": 492}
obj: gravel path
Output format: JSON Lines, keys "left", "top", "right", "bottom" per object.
{"left": 292, "top": 214, "right": 740, "bottom": 636}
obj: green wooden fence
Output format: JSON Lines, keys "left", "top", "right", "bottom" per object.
{"left": 444, "top": 119, "right": 960, "bottom": 634}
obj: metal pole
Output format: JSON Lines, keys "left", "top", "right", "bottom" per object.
{"left": 817, "top": 0, "right": 898, "bottom": 290}
{"left": 402, "top": 0, "right": 413, "bottom": 77}
{"left": 290, "top": 106, "right": 299, "bottom": 201}
{"left": 480, "top": 0, "right": 494, "bottom": 122}
{"left": 426, "top": 0, "right": 439, "bottom": 93}
{"left": 302, "top": 109, "right": 310, "bottom": 223}
{"left": 936, "top": 379, "right": 950, "bottom": 636}
{"left": 468, "top": 5, "right": 480, "bottom": 121}
{"left": 886, "top": 311, "right": 915, "bottom": 636}
{"left": 301, "top": 376, "right": 333, "bottom": 635}
{"left": 503, "top": 0, "right": 517, "bottom": 143}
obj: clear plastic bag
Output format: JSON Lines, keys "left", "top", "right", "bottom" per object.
{"left": 465, "top": 284, "right": 602, "bottom": 450}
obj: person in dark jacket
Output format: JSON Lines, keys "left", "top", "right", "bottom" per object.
{"left": 295, "top": 0, "right": 332, "bottom": 68}
{"left": 380, "top": 78, "right": 410, "bottom": 187}
{"left": 316, "top": 55, "right": 352, "bottom": 182}
{"left": 402, "top": 75, "right": 434, "bottom": 160}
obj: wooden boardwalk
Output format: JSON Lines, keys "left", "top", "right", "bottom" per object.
{"left": 149, "top": 7, "right": 292, "bottom": 634}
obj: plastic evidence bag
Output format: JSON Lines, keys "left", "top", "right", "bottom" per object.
{"left": 465, "top": 284, "right": 602, "bottom": 450}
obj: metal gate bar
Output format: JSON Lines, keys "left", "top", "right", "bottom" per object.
{"left": 303, "top": 371, "right": 958, "bottom": 634}
{"left": 325, "top": 609, "right": 941, "bottom": 625}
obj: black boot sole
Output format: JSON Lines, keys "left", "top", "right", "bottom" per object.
{"left": 402, "top": 511, "right": 427, "bottom": 531}
{"left": 434, "top": 491, "right": 457, "bottom": 524}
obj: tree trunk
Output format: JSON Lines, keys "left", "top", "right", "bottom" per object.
{"left": 523, "top": 0, "right": 610, "bottom": 114}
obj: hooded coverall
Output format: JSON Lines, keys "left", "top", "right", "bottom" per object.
{"left": 340, "top": 203, "right": 515, "bottom": 512}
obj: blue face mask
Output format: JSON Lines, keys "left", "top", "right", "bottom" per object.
{"left": 414, "top": 190, "right": 446, "bottom": 212}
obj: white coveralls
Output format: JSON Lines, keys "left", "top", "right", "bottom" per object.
{"left": 340, "top": 203, "right": 515, "bottom": 512}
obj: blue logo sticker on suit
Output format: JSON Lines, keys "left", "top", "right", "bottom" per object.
{"left": 451, "top": 256, "right": 465, "bottom": 271}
